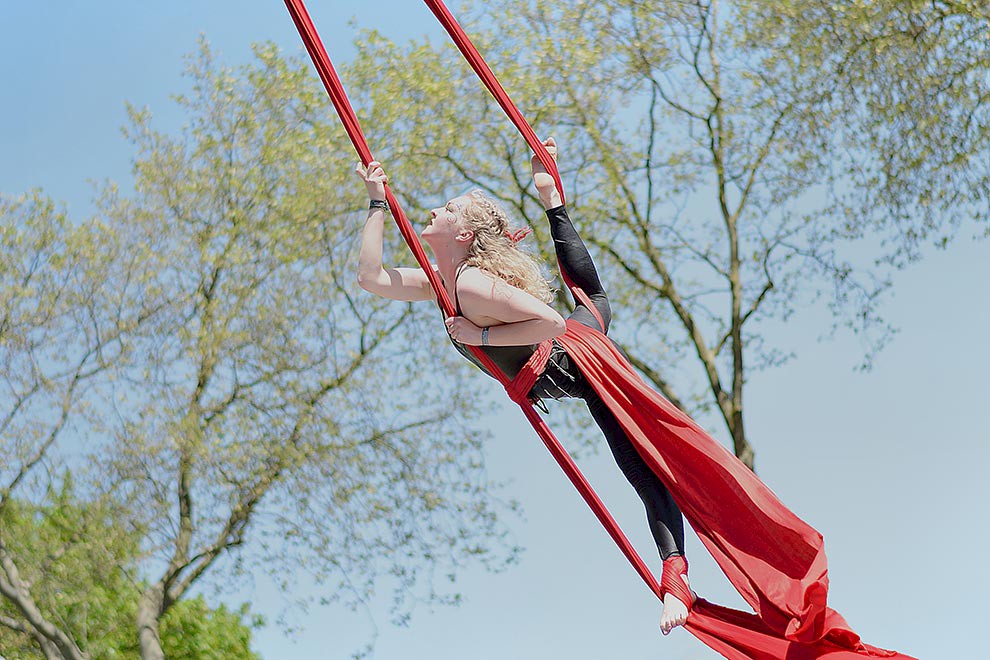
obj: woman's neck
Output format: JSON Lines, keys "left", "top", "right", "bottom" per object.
{"left": 430, "top": 240, "right": 471, "bottom": 284}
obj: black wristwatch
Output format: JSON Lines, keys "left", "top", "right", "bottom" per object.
{"left": 369, "top": 199, "right": 389, "bottom": 211}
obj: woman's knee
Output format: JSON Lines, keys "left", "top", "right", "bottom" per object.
{"left": 592, "top": 294, "right": 611, "bottom": 333}
{"left": 568, "top": 297, "right": 611, "bottom": 333}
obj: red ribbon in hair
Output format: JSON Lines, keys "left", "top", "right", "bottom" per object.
{"left": 505, "top": 227, "right": 533, "bottom": 244}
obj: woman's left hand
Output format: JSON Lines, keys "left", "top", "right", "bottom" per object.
{"left": 445, "top": 316, "right": 484, "bottom": 345}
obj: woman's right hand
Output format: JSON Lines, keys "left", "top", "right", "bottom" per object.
{"left": 355, "top": 160, "right": 388, "bottom": 201}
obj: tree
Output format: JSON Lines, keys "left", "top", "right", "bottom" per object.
{"left": 158, "top": 598, "right": 260, "bottom": 660}
{"left": 343, "top": 0, "right": 989, "bottom": 469}
{"left": 2, "top": 42, "right": 519, "bottom": 659}
{"left": 0, "top": 483, "right": 261, "bottom": 660}
{"left": 97, "top": 41, "right": 517, "bottom": 660}
{"left": 0, "top": 191, "right": 134, "bottom": 660}
{"left": 739, "top": 0, "right": 990, "bottom": 259}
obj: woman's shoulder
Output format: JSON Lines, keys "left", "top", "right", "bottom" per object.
{"left": 457, "top": 265, "right": 534, "bottom": 306}
{"left": 457, "top": 265, "right": 504, "bottom": 291}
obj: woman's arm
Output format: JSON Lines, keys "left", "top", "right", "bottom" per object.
{"left": 445, "top": 268, "right": 565, "bottom": 346}
{"left": 446, "top": 138, "right": 569, "bottom": 346}
{"left": 354, "top": 161, "right": 435, "bottom": 302}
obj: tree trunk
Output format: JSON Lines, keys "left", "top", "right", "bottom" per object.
{"left": 0, "top": 548, "right": 89, "bottom": 660}
{"left": 136, "top": 584, "right": 165, "bottom": 660}
{"left": 37, "top": 634, "right": 64, "bottom": 660}
{"left": 732, "top": 417, "right": 755, "bottom": 471}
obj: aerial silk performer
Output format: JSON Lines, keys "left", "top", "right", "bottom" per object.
{"left": 282, "top": 1, "right": 915, "bottom": 658}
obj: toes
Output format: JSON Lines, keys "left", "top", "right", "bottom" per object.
{"left": 660, "top": 611, "right": 688, "bottom": 636}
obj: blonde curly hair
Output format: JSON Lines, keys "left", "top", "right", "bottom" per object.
{"left": 460, "top": 191, "right": 553, "bottom": 304}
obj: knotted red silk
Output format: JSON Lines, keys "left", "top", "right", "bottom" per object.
{"left": 282, "top": 1, "right": 914, "bottom": 657}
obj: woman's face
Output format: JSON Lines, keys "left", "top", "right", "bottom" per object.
{"left": 422, "top": 195, "right": 471, "bottom": 243}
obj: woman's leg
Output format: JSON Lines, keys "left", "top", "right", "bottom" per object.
{"left": 583, "top": 389, "right": 686, "bottom": 560}
{"left": 546, "top": 206, "right": 611, "bottom": 333}
{"left": 583, "top": 387, "right": 692, "bottom": 631}
{"left": 544, "top": 206, "right": 683, "bottom": 554}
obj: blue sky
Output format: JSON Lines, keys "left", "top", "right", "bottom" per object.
{"left": 2, "top": 2, "right": 986, "bottom": 659}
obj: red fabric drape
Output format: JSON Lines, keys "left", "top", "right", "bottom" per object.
{"left": 555, "top": 322, "right": 913, "bottom": 658}
{"left": 282, "top": 0, "right": 914, "bottom": 657}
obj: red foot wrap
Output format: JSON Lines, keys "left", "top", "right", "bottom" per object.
{"left": 661, "top": 555, "right": 693, "bottom": 611}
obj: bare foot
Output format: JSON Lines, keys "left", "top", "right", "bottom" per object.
{"left": 530, "top": 137, "right": 560, "bottom": 208}
{"left": 659, "top": 574, "right": 694, "bottom": 635}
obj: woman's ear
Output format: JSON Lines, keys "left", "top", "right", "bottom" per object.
{"left": 455, "top": 228, "right": 475, "bottom": 244}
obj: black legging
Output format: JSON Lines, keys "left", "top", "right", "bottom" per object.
{"left": 532, "top": 206, "right": 686, "bottom": 560}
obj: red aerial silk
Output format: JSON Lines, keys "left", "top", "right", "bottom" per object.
{"left": 282, "top": 1, "right": 914, "bottom": 657}
{"left": 552, "top": 322, "right": 913, "bottom": 658}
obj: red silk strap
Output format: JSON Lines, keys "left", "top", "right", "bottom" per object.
{"left": 424, "top": 0, "right": 609, "bottom": 331}
{"left": 282, "top": 0, "right": 456, "bottom": 317}
{"left": 423, "top": 0, "right": 564, "bottom": 204}
{"left": 660, "top": 555, "right": 693, "bottom": 610}
{"left": 504, "top": 340, "right": 553, "bottom": 405}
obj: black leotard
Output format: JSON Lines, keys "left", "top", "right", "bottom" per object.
{"left": 446, "top": 262, "right": 538, "bottom": 379}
